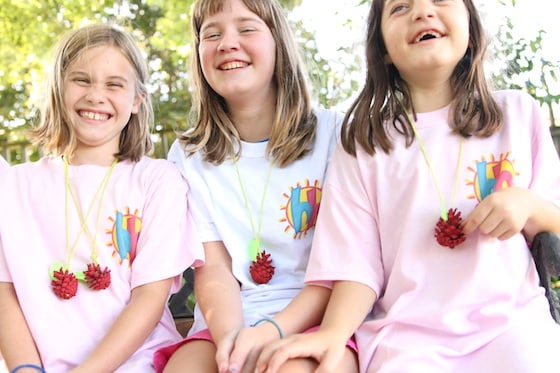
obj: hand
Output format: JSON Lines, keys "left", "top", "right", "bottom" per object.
{"left": 218, "top": 322, "right": 282, "bottom": 373}
{"left": 462, "top": 187, "right": 534, "bottom": 240}
{"left": 215, "top": 328, "right": 240, "bottom": 373}
{"left": 255, "top": 330, "right": 347, "bottom": 373}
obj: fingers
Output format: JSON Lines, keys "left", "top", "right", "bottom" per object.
{"left": 216, "top": 331, "right": 237, "bottom": 373}
{"left": 255, "top": 338, "right": 297, "bottom": 373}
{"left": 462, "top": 189, "right": 528, "bottom": 239}
{"left": 256, "top": 337, "right": 323, "bottom": 373}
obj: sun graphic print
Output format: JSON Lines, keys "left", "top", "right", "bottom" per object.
{"left": 466, "top": 152, "right": 518, "bottom": 202}
{"left": 106, "top": 207, "right": 142, "bottom": 264}
{"left": 280, "top": 179, "right": 322, "bottom": 238}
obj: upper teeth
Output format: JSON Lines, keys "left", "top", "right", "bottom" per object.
{"left": 415, "top": 31, "right": 442, "bottom": 43}
{"left": 80, "top": 111, "right": 109, "bottom": 121}
{"left": 221, "top": 61, "right": 246, "bottom": 70}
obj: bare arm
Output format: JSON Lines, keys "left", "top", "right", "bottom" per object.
{"left": 71, "top": 278, "right": 173, "bottom": 373}
{"left": 256, "top": 280, "right": 377, "bottom": 373}
{"left": 226, "top": 285, "right": 331, "bottom": 372}
{"left": 196, "top": 241, "right": 244, "bottom": 342}
{"left": 0, "top": 282, "right": 42, "bottom": 370}
{"left": 195, "top": 241, "right": 246, "bottom": 372}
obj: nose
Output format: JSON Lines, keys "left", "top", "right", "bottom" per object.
{"left": 85, "top": 83, "right": 105, "bottom": 104}
{"left": 218, "top": 30, "right": 240, "bottom": 52}
{"left": 411, "top": 1, "right": 436, "bottom": 21}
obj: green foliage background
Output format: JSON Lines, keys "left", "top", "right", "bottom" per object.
{"left": 1, "top": 0, "right": 559, "bottom": 163}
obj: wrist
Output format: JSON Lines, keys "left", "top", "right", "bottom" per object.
{"left": 251, "top": 318, "right": 284, "bottom": 339}
{"left": 10, "top": 364, "right": 45, "bottom": 373}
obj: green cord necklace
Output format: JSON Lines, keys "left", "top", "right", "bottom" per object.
{"left": 406, "top": 111, "right": 467, "bottom": 249}
{"left": 49, "top": 157, "right": 117, "bottom": 299}
{"left": 233, "top": 157, "right": 276, "bottom": 284}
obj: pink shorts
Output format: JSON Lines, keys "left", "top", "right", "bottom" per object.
{"left": 153, "top": 326, "right": 358, "bottom": 373}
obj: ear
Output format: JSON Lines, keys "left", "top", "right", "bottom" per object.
{"left": 131, "top": 92, "right": 145, "bottom": 115}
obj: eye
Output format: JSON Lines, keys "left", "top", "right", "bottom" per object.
{"left": 107, "top": 82, "right": 124, "bottom": 88}
{"left": 388, "top": 2, "right": 409, "bottom": 15}
{"left": 204, "top": 33, "right": 221, "bottom": 40}
{"left": 72, "top": 77, "right": 90, "bottom": 85}
{"left": 201, "top": 28, "right": 221, "bottom": 41}
{"left": 240, "top": 27, "right": 257, "bottom": 34}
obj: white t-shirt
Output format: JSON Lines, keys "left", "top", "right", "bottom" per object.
{"left": 0, "top": 156, "right": 204, "bottom": 372}
{"left": 168, "top": 108, "right": 342, "bottom": 333}
{"left": 306, "top": 90, "right": 560, "bottom": 372}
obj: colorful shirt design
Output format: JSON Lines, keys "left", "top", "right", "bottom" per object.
{"left": 168, "top": 108, "right": 342, "bottom": 334}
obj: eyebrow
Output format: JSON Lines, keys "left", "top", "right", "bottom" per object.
{"left": 67, "top": 71, "right": 130, "bottom": 83}
{"left": 201, "top": 16, "right": 265, "bottom": 32}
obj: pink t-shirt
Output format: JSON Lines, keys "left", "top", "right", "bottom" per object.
{"left": 306, "top": 90, "right": 560, "bottom": 372}
{"left": 0, "top": 156, "right": 203, "bottom": 372}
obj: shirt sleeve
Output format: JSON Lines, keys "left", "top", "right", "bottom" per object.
{"left": 304, "top": 143, "right": 385, "bottom": 297}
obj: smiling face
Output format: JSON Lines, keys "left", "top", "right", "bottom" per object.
{"left": 197, "top": 0, "right": 277, "bottom": 105}
{"left": 63, "top": 45, "right": 141, "bottom": 162}
{"left": 381, "top": 0, "right": 470, "bottom": 86}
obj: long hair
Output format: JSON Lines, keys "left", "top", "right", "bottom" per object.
{"left": 31, "top": 23, "right": 153, "bottom": 162}
{"left": 182, "top": 0, "right": 316, "bottom": 167}
{"left": 341, "top": 0, "right": 503, "bottom": 156}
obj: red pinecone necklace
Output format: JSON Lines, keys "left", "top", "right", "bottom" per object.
{"left": 233, "top": 157, "right": 275, "bottom": 284}
{"left": 407, "top": 112, "right": 467, "bottom": 249}
{"left": 49, "top": 157, "right": 117, "bottom": 300}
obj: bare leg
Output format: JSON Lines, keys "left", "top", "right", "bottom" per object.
{"left": 163, "top": 340, "right": 217, "bottom": 373}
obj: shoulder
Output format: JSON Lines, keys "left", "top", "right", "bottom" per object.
{"left": 128, "top": 156, "right": 185, "bottom": 183}
{"left": 313, "top": 107, "right": 344, "bottom": 126}
{"left": 313, "top": 107, "right": 344, "bottom": 138}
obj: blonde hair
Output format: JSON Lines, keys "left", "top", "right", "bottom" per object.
{"left": 31, "top": 23, "right": 153, "bottom": 162}
{"left": 181, "top": 0, "right": 316, "bottom": 167}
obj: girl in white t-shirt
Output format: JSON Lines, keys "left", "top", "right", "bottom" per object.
{"left": 154, "top": 0, "right": 358, "bottom": 372}
{"left": 0, "top": 24, "right": 202, "bottom": 372}
{"left": 256, "top": 0, "right": 560, "bottom": 372}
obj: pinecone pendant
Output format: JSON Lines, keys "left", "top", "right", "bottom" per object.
{"left": 51, "top": 267, "right": 78, "bottom": 300}
{"left": 84, "top": 263, "right": 111, "bottom": 290}
{"left": 249, "top": 251, "right": 275, "bottom": 284}
{"left": 434, "top": 208, "right": 466, "bottom": 249}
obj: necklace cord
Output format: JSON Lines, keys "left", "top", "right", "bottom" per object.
{"left": 64, "top": 158, "right": 117, "bottom": 268}
{"left": 233, "top": 157, "right": 274, "bottom": 260}
{"left": 406, "top": 112, "right": 464, "bottom": 221}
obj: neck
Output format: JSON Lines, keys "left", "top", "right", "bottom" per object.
{"left": 226, "top": 87, "right": 276, "bottom": 143}
{"left": 404, "top": 70, "right": 454, "bottom": 113}
{"left": 66, "top": 149, "right": 119, "bottom": 166}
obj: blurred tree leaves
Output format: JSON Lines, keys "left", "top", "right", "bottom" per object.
{"left": 2, "top": 0, "right": 340, "bottom": 161}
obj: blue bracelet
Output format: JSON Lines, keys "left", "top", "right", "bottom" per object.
{"left": 251, "top": 318, "right": 284, "bottom": 339}
{"left": 10, "top": 364, "right": 46, "bottom": 373}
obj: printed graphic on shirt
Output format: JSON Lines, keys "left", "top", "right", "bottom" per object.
{"left": 280, "top": 179, "right": 322, "bottom": 238}
{"left": 106, "top": 207, "right": 142, "bottom": 264}
{"left": 467, "top": 152, "right": 517, "bottom": 202}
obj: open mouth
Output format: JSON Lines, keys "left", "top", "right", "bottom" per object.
{"left": 79, "top": 111, "right": 110, "bottom": 121}
{"left": 220, "top": 61, "right": 248, "bottom": 70}
{"left": 414, "top": 31, "right": 442, "bottom": 43}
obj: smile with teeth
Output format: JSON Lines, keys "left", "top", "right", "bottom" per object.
{"left": 415, "top": 31, "right": 442, "bottom": 43}
{"left": 80, "top": 111, "right": 110, "bottom": 121}
{"left": 220, "top": 61, "right": 248, "bottom": 70}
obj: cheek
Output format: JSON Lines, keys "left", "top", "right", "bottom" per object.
{"left": 198, "top": 48, "right": 214, "bottom": 78}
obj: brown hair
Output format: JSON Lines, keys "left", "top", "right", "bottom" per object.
{"left": 341, "top": 0, "right": 503, "bottom": 156}
{"left": 181, "top": 0, "right": 316, "bottom": 167}
{"left": 31, "top": 23, "right": 153, "bottom": 162}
